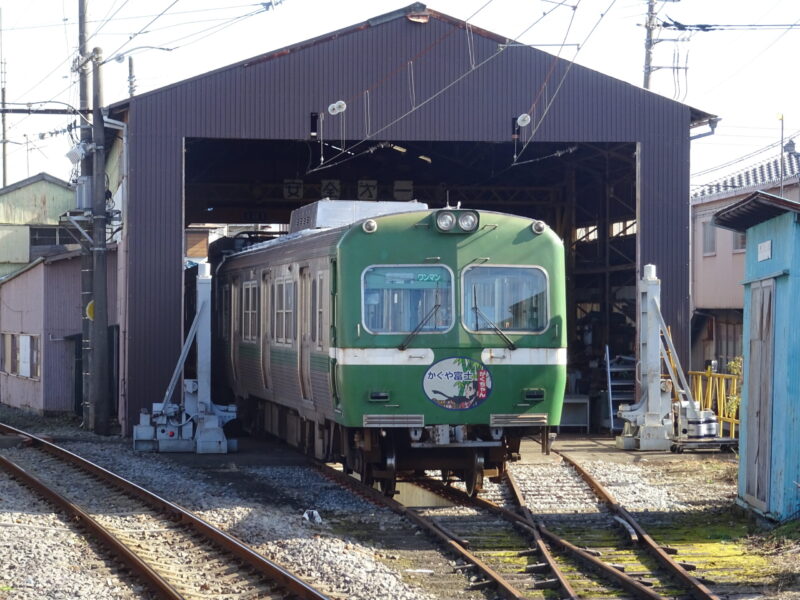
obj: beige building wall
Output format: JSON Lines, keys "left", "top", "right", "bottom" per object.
{"left": 692, "top": 198, "right": 746, "bottom": 311}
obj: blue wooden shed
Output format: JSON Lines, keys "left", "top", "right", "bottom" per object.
{"left": 714, "top": 191, "right": 800, "bottom": 522}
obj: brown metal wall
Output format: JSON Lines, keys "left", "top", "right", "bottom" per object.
{"left": 123, "top": 13, "right": 692, "bottom": 433}
{"left": 42, "top": 253, "right": 119, "bottom": 414}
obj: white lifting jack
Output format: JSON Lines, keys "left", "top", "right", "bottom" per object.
{"left": 133, "top": 262, "right": 238, "bottom": 453}
{"left": 616, "top": 264, "right": 720, "bottom": 451}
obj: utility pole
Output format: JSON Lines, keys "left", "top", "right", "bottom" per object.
{"left": 643, "top": 0, "right": 655, "bottom": 89}
{"left": 78, "top": 0, "right": 95, "bottom": 430}
{"left": 128, "top": 56, "right": 135, "bottom": 97}
{"left": 1, "top": 8, "right": 7, "bottom": 186}
{"left": 643, "top": 0, "right": 682, "bottom": 90}
{"left": 91, "top": 46, "right": 109, "bottom": 435}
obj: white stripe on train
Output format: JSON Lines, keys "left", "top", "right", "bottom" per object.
{"left": 329, "top": 347, "right": 567, "bottom": 366}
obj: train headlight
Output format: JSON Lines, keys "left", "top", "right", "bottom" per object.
{"left": 362, "top": 219, "right": 378, "bottom": 233}
{"left": 531, "top": 220, "right": 546, "bottom": 234}
{"left": 436, "top": 211, "right": 456, "bottom": 231}
{"left": 458, "top": 212, "right": 479, "bottom": 232}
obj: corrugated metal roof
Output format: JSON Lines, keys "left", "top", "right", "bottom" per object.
{"left": 693, "top": 153, "right": 800, "bottom": 202}
{"left": 109, "top": 3, "right": 714, "bottom": 126}
{"left": 0, "top": 172, "right": 72, "bottom": 197}
{"left": 713, "top": 191, "right": 800, "bottom": 232}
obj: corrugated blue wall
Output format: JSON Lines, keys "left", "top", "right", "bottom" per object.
{"left": 740, "top": 212, "right": 800, "bottom": 522}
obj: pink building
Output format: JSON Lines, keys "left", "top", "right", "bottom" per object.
{"left": 0, "top": 249, "right": 117, "bottom": 415}
{"left": 691, "top": 149, "right": 799, "bottom": 371}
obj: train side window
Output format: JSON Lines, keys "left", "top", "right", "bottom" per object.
{"left": 275, "top": 282, "right": 285, "bottom": 341}
{"left": 311, "top": 279, "right": 317, "bottom": 343}
{"left": 273, "top": 278, "right": 296, "bottom": 344}
{"left": 270, "top": 284, "right": 276, "bottom": 340}
{"left": 291, "top": 281, "right": 298, "bottom": 341}
{"left": 241, "top": 280, "right": 259, "bottom": 343}
{"left": 317, "top": 273, "right": 325, "bottom": 348}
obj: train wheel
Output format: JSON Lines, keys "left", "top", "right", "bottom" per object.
{"left": 464, "top": 451, "right": 485, "bottom": 497}
{"left": 379, "top": 439, "right": 398, "bottom": 497}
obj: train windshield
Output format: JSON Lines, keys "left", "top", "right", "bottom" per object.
{"left": 362, "top": 265, "right": 453, "bottom": 334}
{"left": 462, "top": 266, "right": 548, "bottom": 333}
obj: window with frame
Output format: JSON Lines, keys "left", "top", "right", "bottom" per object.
{"left": 241, "top": 281, "right": 259, "bottom": 343}
{"left": 702, "top": 221, "right": 716, "bottom": 255}
{"left": 2, "top": 333, "right": 17, "bottom": 375}
{"left": 1, "top": 333, "right": 38, "bottom": 378}
{"left": 733, "top": 230, "right": 746, "bottom": 252}
{"left": 362, "top": 265, "right": 453, "bottom": 334}
{"left": 317, "top": 273, "right": 325, "bottom": 348}
{"left": 462, "top": 266, "right": 548, "bottom": 332}
{"left": 311, "top": 279, "right": 317, "bottom": 344}
{"left": 273, "top": 279, "right": 296, "bottom": 344}
{"left": 30, "top": 226, "right": 69, "bottom": 247}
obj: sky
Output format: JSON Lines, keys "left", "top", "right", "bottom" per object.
{"left": 0, "top": 0, "right": 796, "bottom": 191}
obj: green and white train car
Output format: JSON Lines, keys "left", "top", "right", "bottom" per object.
{"left": 214, "top": 200, "right": 566, "bottom": 494}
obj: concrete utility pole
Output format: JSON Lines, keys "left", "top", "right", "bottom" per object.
{"left": 78, "top": 0, "right": 95, "bottom": 430}
{"left": 91, "top": 47, "right": 109, "bottom": 435}
{"left": 1, "top": 8, "right": 7, "bottom": 187}
{"left": 643, "top": 0, "right": 655, "bottom": 89}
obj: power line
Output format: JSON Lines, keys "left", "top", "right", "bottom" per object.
{"left": 515, "top": 0, "right": 619, "bottom": 163}
{"left": 104, "top": 0, "right": 181, "bottom": 61}
{"left": 0, "top": 4, "right": 265, "bottom": 32}
{"left": 661, "top": 17, "right": 800, "bottom": 31}
{"left": 691, "top": 128, "right": 800, "bottom": 178}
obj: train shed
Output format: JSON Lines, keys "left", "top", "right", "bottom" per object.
{"left": 106, "top": 3, "right": 714, "bottom": 433}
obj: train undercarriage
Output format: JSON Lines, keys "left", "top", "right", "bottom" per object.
{"left": 241, "top": 396, "right": 530, "bottom": 496}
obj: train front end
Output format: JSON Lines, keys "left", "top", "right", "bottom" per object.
{"left": 334, "top": 209, "right": 566, "bottom": 494}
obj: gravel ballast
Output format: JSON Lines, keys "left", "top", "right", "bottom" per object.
{"left": 1, "top": 406, "right": 797, "bottom": 599}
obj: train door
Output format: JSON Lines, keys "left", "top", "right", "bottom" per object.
{"left": 261, "top": 270, "right": 272, "bottom": 391}
{"left": 298, "top": 266, "right": 313, "bottom": 401}
{"left": 744, "top": 278, "right": 774, "bottom": 512}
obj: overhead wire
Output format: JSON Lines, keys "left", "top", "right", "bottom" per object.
{"left": 4, "top": 0, "right": 275, "bottom": 170}
{"left": 691, "top": 129, "right": 800, "bottom": 179}
{"left": 0, "top": 4, "right": 267, "bottom": 32}
{"left": 87, "top": 0, "right": 131, "bottom": 44}
{"left": 514, "top": 0, "right": 619, "bottom": 164}
{"left": 104, "top": 0, "right": 181, "bottom": 62}
{"left": 305, "top": 0, "right": 505, "bottom": 174}
{"left": 307, "top": 0, "right": 579, "bottom": 175}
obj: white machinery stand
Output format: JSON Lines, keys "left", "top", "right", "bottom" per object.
{"left": 133, "top": 262, "right": 237, "bottom": 454}
{"left": 616, "top": 264, "right": 719, "bottom": 451}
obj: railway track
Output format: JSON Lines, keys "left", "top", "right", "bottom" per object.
{"left": 412, "top": 455, "right": 723, "bottom": 600}
{"left": 0, "top": 423, "right": 329, "bottom": 600}
{"left": 315, "top": 452, "right": 724, "bottom": 600}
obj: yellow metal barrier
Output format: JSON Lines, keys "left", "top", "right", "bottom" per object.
{"left": 688, "top": 368, "right": 741, "bottom": 439}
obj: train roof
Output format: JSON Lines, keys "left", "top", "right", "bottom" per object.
{"left": 288, "top": 199, "right": 429, "bottom": 233}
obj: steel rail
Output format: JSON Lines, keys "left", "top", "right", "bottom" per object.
{"left": 0, "top": 454, "right": 183, "bottom": 599}
{"left": 0, "top": 422, "right": 329, "bottom": 600}
{"left": 417, "top": 475, "right": 668, "bottom": 600}
{"left": 503, "top": 471, "right": 580, "bottom": 600}
{"left": 313, "top": 462, "right": 527, "bottom": 600}
{"left": 557, "top": 450, "right": 721, "bottom": 600}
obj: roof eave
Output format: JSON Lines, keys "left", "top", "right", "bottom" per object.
{"left": 713, "top": 190, "right": 800, "bottom": 232}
